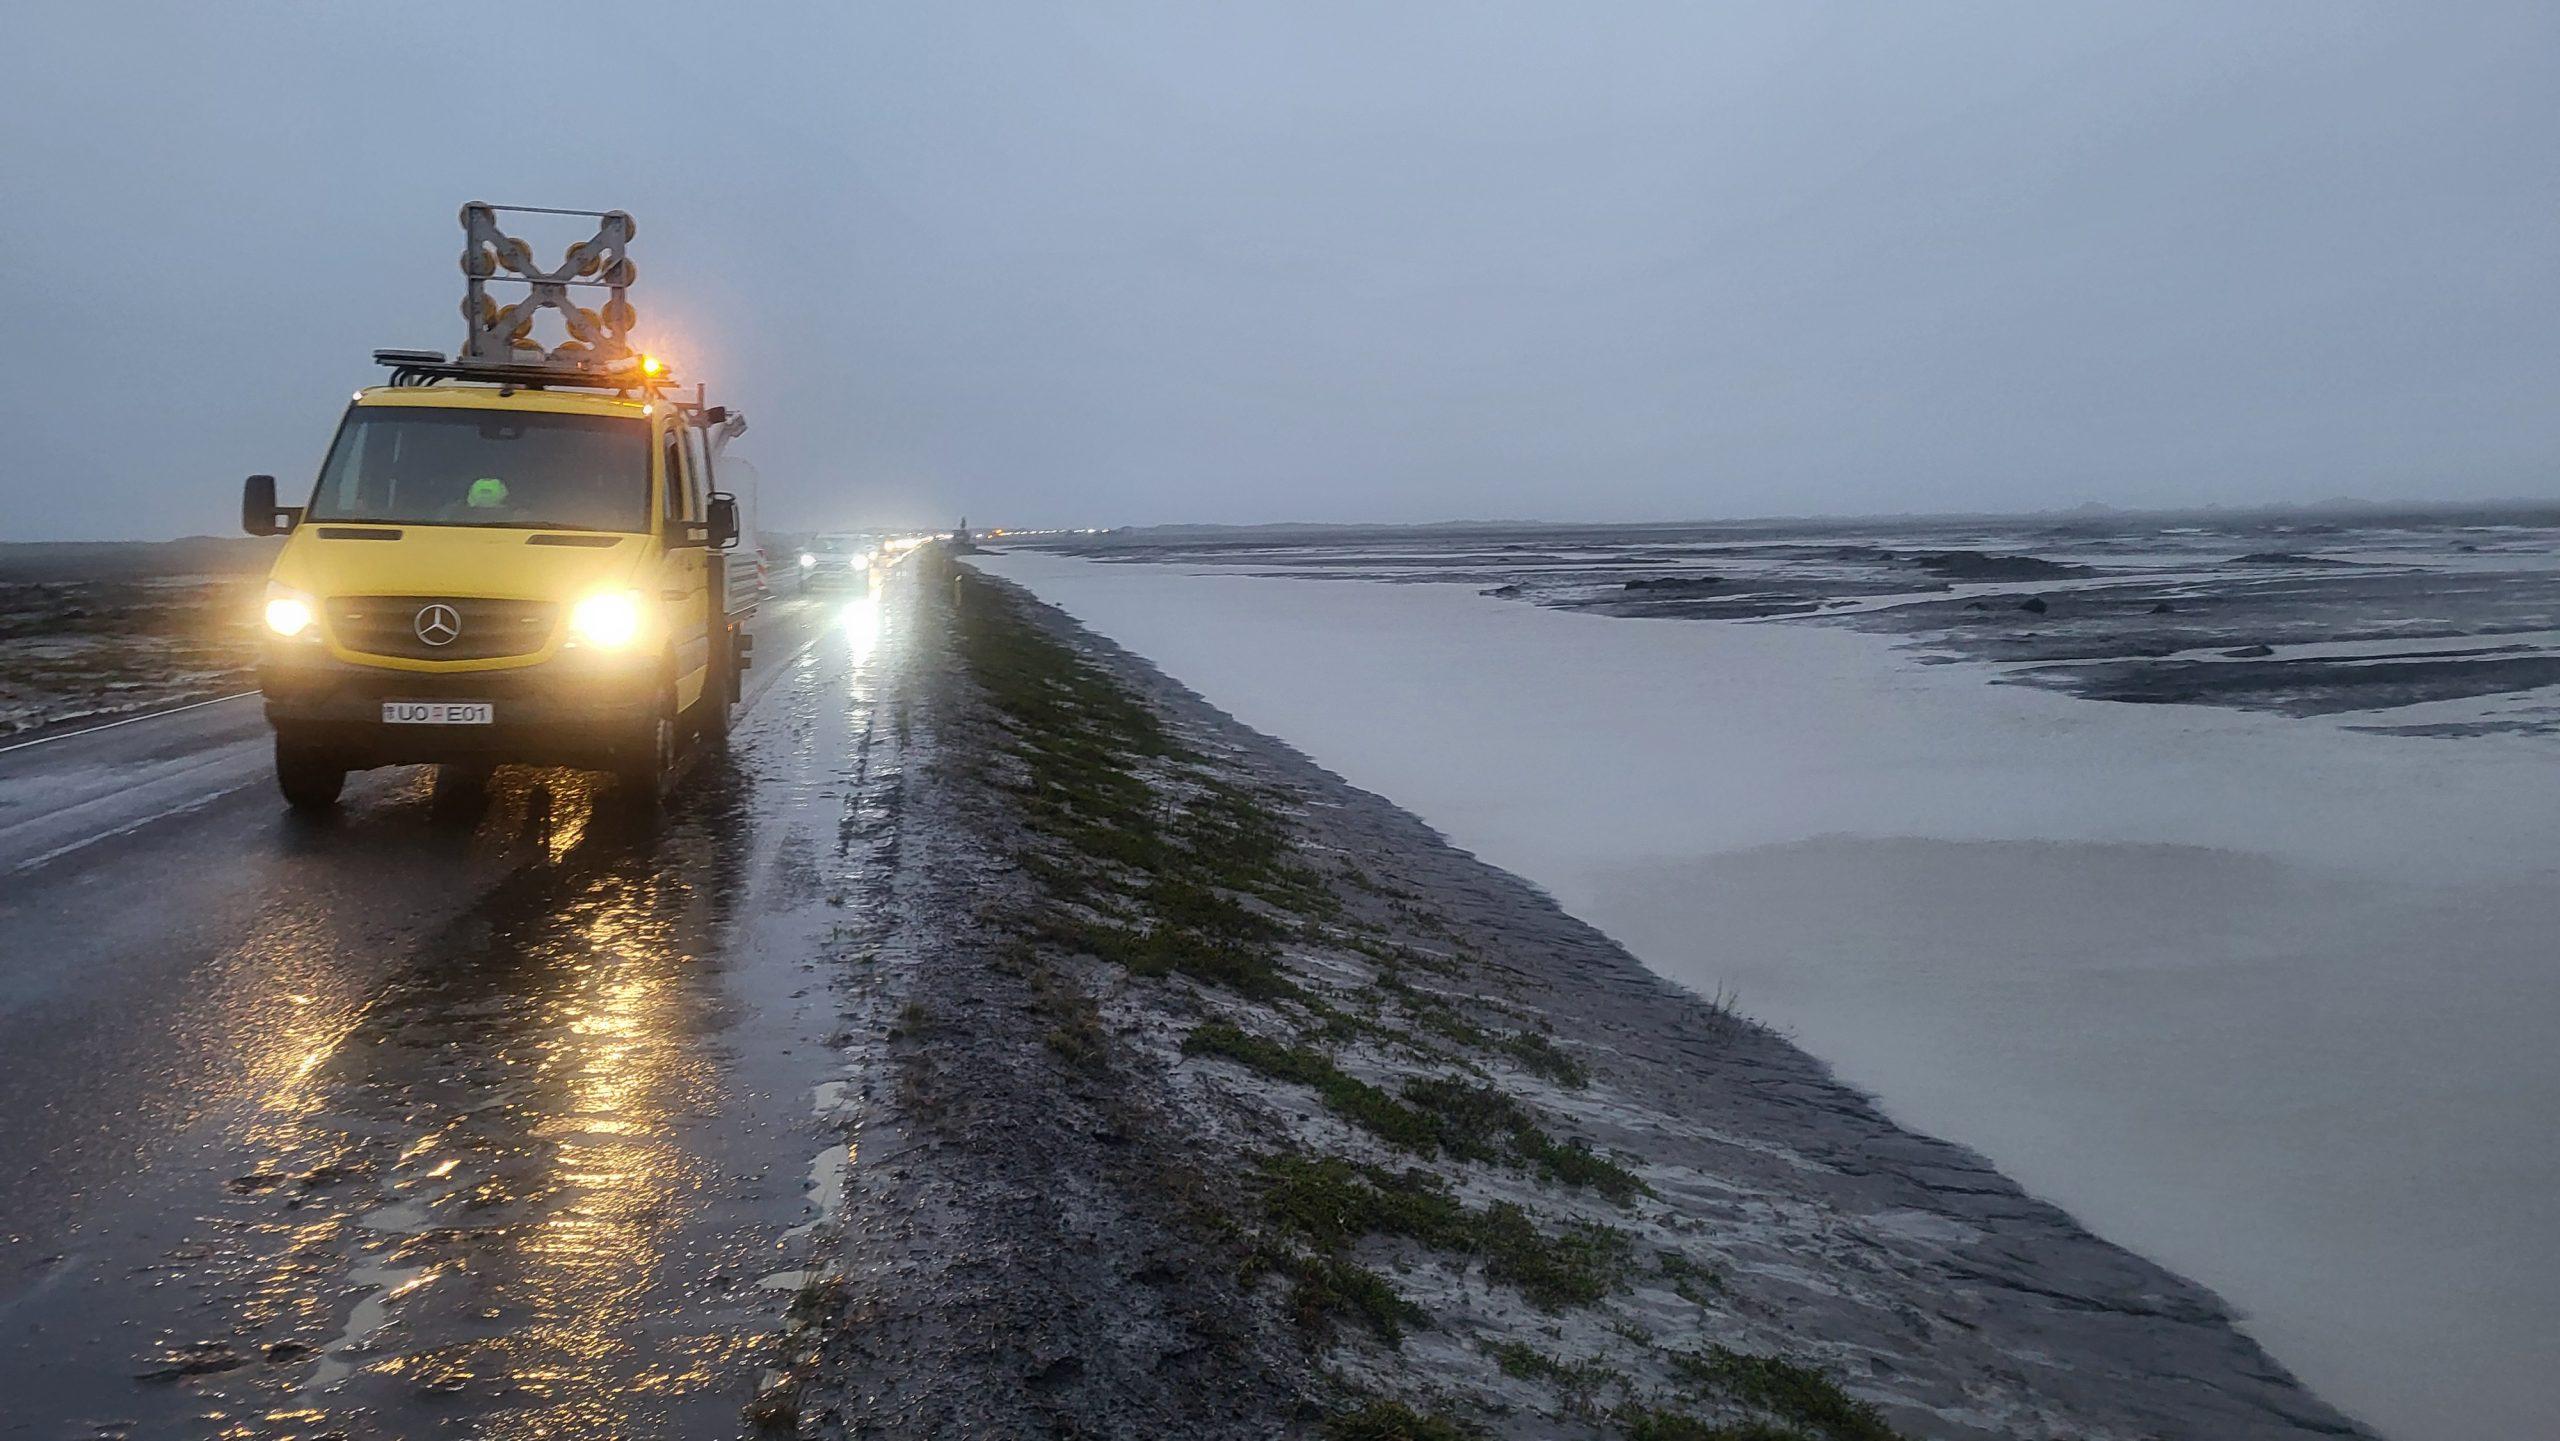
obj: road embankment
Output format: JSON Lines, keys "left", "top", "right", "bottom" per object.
{"left": 793, "top": 559, "right": 2372, "bottom": 1441}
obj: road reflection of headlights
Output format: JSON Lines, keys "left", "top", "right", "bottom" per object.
{"left": 842, "top": 595, "right": 881, "bottom": 664}
{"left": 569, "top": 590, "right": 645, "bottom": 649}
{"left": 265, "top": 584, "right": 318, "bottom": 639}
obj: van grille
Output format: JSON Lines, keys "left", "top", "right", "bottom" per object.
{"left": 327, "top": 596, "right": 557, "bottom": 661}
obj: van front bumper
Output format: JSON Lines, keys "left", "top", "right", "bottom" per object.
{"left": 260, "top": 648, "right": 658, "bottom": 769}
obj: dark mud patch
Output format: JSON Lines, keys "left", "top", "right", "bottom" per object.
{"left": 2231, "top": 552, "right": 2367, "bottom": 567}
{"left": 1566, "top": 589, "right": 1832, "bottom": 621}
{"left": 1837, "top": 561, "right": 2560, "bottom": 729}
{"left": 1902, "top": 550, "right": 2092, "bottom": 581}
{"left": 2016, "top": 651, "right": 2560, "bottom": 715}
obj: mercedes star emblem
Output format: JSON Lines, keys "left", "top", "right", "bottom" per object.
{"left": 414, "top": 603, "right": 462, "bottom": 647}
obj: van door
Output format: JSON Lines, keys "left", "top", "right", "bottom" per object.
{"left": 657, "top": 420, "right": 712, "bottom": 711}
{"left": 685, "top": 423, "right": 741, "bottom": 618}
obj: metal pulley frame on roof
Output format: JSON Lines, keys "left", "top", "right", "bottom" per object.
{"left": 456, "top": 201, "right": 643, "bottom": 376}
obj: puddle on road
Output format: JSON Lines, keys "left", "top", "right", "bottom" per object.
{"left": 3, "top": 587, "right": 911, "bottom": 1440}
{"left": 303, "top": 1255, "right": 440, "bottom": 1393}
{"left": 197, "top": 774, "right": 781, "bottom": 1435}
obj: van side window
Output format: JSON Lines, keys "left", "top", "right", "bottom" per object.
{"left": 661, "top": 428, "right": 688, "bottom": 523}
{"left": 683, "top": 427, "right": 712, "bottom": 516}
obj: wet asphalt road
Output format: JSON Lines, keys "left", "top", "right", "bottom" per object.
{"left": 0, "top": 578, "right": 901, "bottom": 1438}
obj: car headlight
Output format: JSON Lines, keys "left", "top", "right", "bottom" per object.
{"left": 798, "top": 552, "right": 818, "bottom": 569}
{"left": 264, "top": 584, "right": 317, "bottom": 639}
{"left": 568, "top": 590, "right": 646, "bottom": 650}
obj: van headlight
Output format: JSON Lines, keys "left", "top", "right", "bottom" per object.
{"left": 264, "top": 583, "right": 318, "bottom": 639}
{"left": 567, "top": 590, "right": 646, "bottom": 650}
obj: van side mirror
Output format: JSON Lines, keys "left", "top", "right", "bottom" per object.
{"left": 707, "top": 492, "right": 740, "bottom": 549}
{"left": 242, "top": 474, "right": 297, "bottom": 535}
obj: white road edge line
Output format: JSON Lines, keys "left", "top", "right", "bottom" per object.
{"left": 0, "top": 691, "right": 261, "bottom": 756}
{"left": 4, "top": 780, "right": 261, "bottom": 877}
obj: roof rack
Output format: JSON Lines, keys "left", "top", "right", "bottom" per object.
{"left": 412, "top": 201, "right": 654, "bottom": 387}
{"left": 370, "top": 349, "right": 652, "bottom": 390}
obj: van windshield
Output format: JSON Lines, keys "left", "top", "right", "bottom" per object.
{"left": 306, "top": 407, "right": 651, "bottom": 532}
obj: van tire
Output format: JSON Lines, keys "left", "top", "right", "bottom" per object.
{"left": 275, "top": 737, "right": 346, "bottom": 811}
{"left": 432, "top": 764, "right": 492, "bottom": 811}
{"left": 614, "top": 677, "right": 678, "bottom": 808}
{"left": 694, "top": 633, "right": 734, "bottom": 749}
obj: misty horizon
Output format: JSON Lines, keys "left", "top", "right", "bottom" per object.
{"left": 5, "top": 3, "right": 2553, "bottom": 541}
{"left": 21, "top": 492, "right": 2560, "bottom": 553}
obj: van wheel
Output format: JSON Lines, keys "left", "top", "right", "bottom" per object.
{"left": 693, "top": 692, "right": 731, "bottom": 750}
{"left": 615, "top": 680, "right": 678, "bottom": 807}
{"left": 432, "top": 764, "right": 492, "bottom": 810}
{"left": 694, "top": 642, "right": 734, "bottom": 749}
{"left": 275, "top": 737, "right": 346, "bottom": 811}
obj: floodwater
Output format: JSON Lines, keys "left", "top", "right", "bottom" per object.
{"left": 980, "top": 546, "right": 2560, "bottom": 1441}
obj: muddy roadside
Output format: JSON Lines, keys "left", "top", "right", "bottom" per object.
{"left": 786, "top": 558, "right": 2372, "bottom": 1440}
{"left": 0, "top": 538, "right": 279, "bottom": 736}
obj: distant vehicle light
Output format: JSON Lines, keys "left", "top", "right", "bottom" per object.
{"left": 568, "top": 590, "right": 645, "bottom": 649}
{"left": 265, "top": 595, "right": 314, "bottom": 637}
{"left": 799, "top": 552, "right": 818, "bottom": 569}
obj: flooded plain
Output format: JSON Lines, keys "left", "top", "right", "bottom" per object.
{"left": 981, "top": 529, "right": 2560, "bottom": 1441}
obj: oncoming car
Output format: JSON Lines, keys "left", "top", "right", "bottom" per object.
{"left": 798, "top": 534, "right": 876, "bottom": 591}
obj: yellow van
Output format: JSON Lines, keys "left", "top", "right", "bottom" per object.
{"left": 242, "top": 378, "right": 751, "bottom": 810}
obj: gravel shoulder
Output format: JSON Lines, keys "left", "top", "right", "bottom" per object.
{"left": 797, "top": 558, "right": 2373, "bottom": 1440}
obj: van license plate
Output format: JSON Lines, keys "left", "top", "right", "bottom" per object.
{"left": 383, "top": 702, "right": 494, "bottom": 725}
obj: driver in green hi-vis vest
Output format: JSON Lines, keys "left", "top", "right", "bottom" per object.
{"left": 440, "top": 476, "right": 512, "bottom": 521}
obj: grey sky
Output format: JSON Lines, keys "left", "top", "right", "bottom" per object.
{"left": 3, "top": 2, "right": 2552, "bottom": 539}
